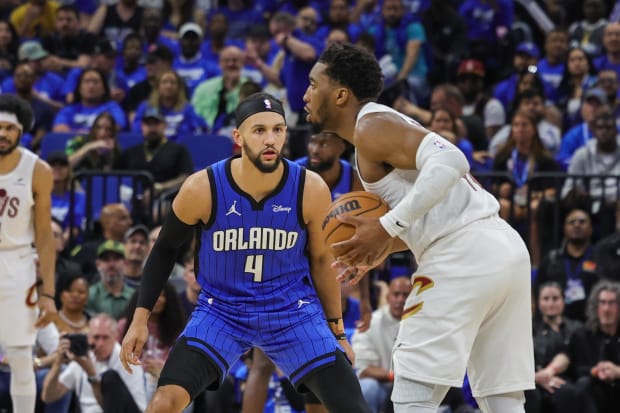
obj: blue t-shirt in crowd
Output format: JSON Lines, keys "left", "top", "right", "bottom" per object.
{"left": 173, "top": 53, "right": 221, "bottom": 97}
{"left": 61, "top": 67, "right": 129, "bottom": 98}
{"left": 52, "top": 190, "right": 86, "bottom": 231}
{"left": 1, "top": 72, "right": 65, "bottom": 102}
{"left": 537, "top": 59, "right": 564, "bottom": 90}
{"left": 458, "top": 0, "right": 514, "bottom": 43}
{"left": 53, "top": 101, "right": 127, "bottom": 132}
{"left": 132, "top": 102, "right": 208, "bottom": 140}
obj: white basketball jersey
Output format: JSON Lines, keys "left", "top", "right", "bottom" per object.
{"left": 0, "top": 148, "right": 36, "bottom": 250}
{"left": 355, "top": 103, "right": 500, "bottom": 258}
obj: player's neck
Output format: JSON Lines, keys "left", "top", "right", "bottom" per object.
{"left": 233, "top": 158, "right": 284, "bottom": 201}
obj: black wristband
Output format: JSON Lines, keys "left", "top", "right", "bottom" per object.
{"left": 39, "top": 293, "right": 55, "bottom": 300}
{"left": 334, "top": 333, "right": 347, "bottom": 341}
{"left": 327, "top": 318, "right": 342, "bottom": 324}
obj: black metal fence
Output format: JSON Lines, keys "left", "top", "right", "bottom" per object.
{"left": 69, "top": 170, "right": 154, "bottom": 245}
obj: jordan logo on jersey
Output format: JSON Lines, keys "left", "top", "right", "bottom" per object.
{"left": 225, "top": 200, "right": 242, "bottom": 217}
{"left": 297, "top": 299, "right": 310, "bottom": 308}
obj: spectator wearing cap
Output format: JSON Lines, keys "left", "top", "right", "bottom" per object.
{"left": 10, "top": 0, "right": 60, "bottom": 38}
{"left": 40, "top": 5, "right": 96, "bottom": 74}
{"left": 124, "top": 44, "right": 174, "bottom": 114}
{"left": 9, "top": 61, "right": 57, "bottom": 151}
{"left": 568, "top": 0, "right": 607, "bottom": 57}
{"left": 86, "top": 240, "right": 134, "bottom": 319}
{"left": 71, "top": 203, "right": 132, "bottom": 280}
{"left": 556, "top": 46, "right": 598, "bottom": 130}
{"left": 132, "top": 69, "right": 207, "bottom": 140}
{"left": 594, "top": 22, "right": 620, "bottom": 81}
{"left": 1, "top": 41, "right": 65, "bottom": 107}
{"left": 61, "top": 38, "right": 129, "bottom": 104}
{"left": 493, "top": 41, "right": 541, "bottom": 111}
{"left": 117, "top": 33, "right": 147, "bottom": 90}
{"left": 53, "top": 68, "right": 127, "bottom": 133}
{"left": 160, "top": 0, "right": 206, "bottom": 39}
{"left": 140, "top": 7, "right": 177, "bottom": 56}
{"left": 242, "top": 23, "right": 283, "bottom": 89}
{"left": 123, "top": 225, "right": 149, "bottom": 289}
{"left": 456, "top": 59, "right": 506, "bottom": 140}
{"left": 49, "top": 150, "right": 86, "bottom": 238}
{"left": 87, "top": 0, "right": 143, "bottom": 43}
{"left": 557, "top": 88, "right": 610, "bottom": 170}
{"left": 537, "top": 28, "right": 570, "bottom": 91}
{"left": 192, "top": 45, "right": 247, "bottom": 132}
{"left": 173, "top": 22, "right": 220, "bottom": 96}
{"left": 116, "top": 107, "right": 193, "bottom": 196}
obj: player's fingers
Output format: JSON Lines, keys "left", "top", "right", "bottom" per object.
{"left": 335, "top": 214, "right": 359, "bottom": 225}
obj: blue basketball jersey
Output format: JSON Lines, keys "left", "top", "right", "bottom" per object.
{"left": 195, "top": 157, "right": 315, "bottom": 313}
{"left": 295, "top": 157, "right": 353, "bottom": 200}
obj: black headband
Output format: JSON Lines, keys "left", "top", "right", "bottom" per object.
{"left": 235, "top": 94, "right": 286, "bottom": 127}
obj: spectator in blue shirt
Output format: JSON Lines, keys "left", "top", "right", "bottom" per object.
{"left": 494, "top": 41, "right": 541, "bottom": 111}
{"left": 173, "top": 22, "right": 220, "bottom": 97}
{"left": 48, "top": 151, "right": 86, "bottom": 237}
{"left": 139, "top": 7, "right": 177, "bottom": 56}
{"left": 1, "top": 41, "right": 65, "bottom": 108}
{"left": 133, "top": 69, "right": 207, "bottom": 140}
{"left": 370, "top": 0, "right": 429, "bottom": 103}
{"left": 207, "top": 0, "right": 264, "bottom": 41}
{"left": 160, "top": 0, "right": 206, "bottom": 38}
{"left": 538, "top": 29, "right": 570, "bottom": 93}
{"left": 117, "top": 33, "right": 147, "bottom": 90}
{"left": 315, "top": 0, "right": 363, "bottom": 44}
{"left": 270, "top": 11, "right": 323, "bottom": 123}
{"left": 53, "top": 68, "right": 127, "bottom": 133}
{"left": 594, "top": 22, "right": 620, "bottom": 80}
{"left": 200, "top": 13, "right": 244, "bottom": 69}
{"left": 0, "top": 20, "right": 18, "bottom": 83}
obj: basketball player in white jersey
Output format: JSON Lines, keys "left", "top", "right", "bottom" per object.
{"left": 303, "top": 44, "right": 535, "bottom": 413}
{"left": 0, "top": 95, "right": 57, "bottom": 413}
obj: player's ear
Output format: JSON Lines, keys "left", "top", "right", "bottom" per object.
{"left": 231, "top": 128, "right": 243, "bottom": 147}
{"left": 335, "top": 87, "right": 349, "bottom": 106}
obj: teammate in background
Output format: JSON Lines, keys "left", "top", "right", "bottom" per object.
{"left": 304, "top": 43, "right": 534, "bottom": 413}
{"left": 120, "top": 92, "right": 371, "bottom": 413}
{"left": 242, "top": 130, "right": 370, "bottom": 413}
{"left": 0, "top": 94, "right": 57, "bottom": 412}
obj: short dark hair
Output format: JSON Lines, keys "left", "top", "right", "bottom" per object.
{"left": 0, "top": 94, "right": 34, "bottom": 131}
{"left": 318, "top": 43, "right": 383, "bottom": 101}
{"left": 57, "top": 4, "right": 79, "bottom": 17}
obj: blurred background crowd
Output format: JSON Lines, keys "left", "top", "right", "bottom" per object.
{"left": 0, "top": 0, "right": 620, "bottom": 412}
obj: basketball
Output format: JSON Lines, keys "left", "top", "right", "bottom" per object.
{"left": 322, "top": 191, "right": 390, "bottom": 249}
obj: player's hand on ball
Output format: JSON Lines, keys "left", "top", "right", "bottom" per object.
{"left": 120, "top": 321, "right": 149, "bottom": 374}
{"left": 35, "top": 295, "right": 57, "bottom": 328}
{"left": 331, "top": 215, "right": 392, "bottom": 267}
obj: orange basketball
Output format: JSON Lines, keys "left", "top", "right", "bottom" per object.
{"left": 321, "top": 191, "right": 390, "bottom": 249}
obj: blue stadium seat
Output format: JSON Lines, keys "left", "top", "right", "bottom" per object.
{"left": 177, "top": 134, "right": 233, "bottom": 171}
{"left": 117, "top": 132, "right": 143, "bottom": 150}
{"left": 39, "top": 132, "right": 75, "bottom": 160}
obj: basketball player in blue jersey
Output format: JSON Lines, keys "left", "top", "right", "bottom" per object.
{"left": 242, "top": 130, "right": 370, "bottom": 413}
{"left": 304, "top": 43, "right": 535, "bottom": 413}
{"left": 120, "top": 92, "right": 372, "bottom": 413}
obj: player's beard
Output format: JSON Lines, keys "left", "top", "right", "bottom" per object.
{"left": 0, "top": 136, "right": 21, "bottom": 156}
{"left": 243, "top": 142, "right": 282, "bottom": 173}
{"left": 308, "top": 156, "right": 335, "bottom": 173}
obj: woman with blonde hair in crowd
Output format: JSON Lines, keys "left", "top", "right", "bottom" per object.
{"left": 131, "top": 69, "right": 207, "bottom": 140}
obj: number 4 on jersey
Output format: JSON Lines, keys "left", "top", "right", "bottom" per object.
{"left": 245, "top": 254, "right": 264, "bottom": 282}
